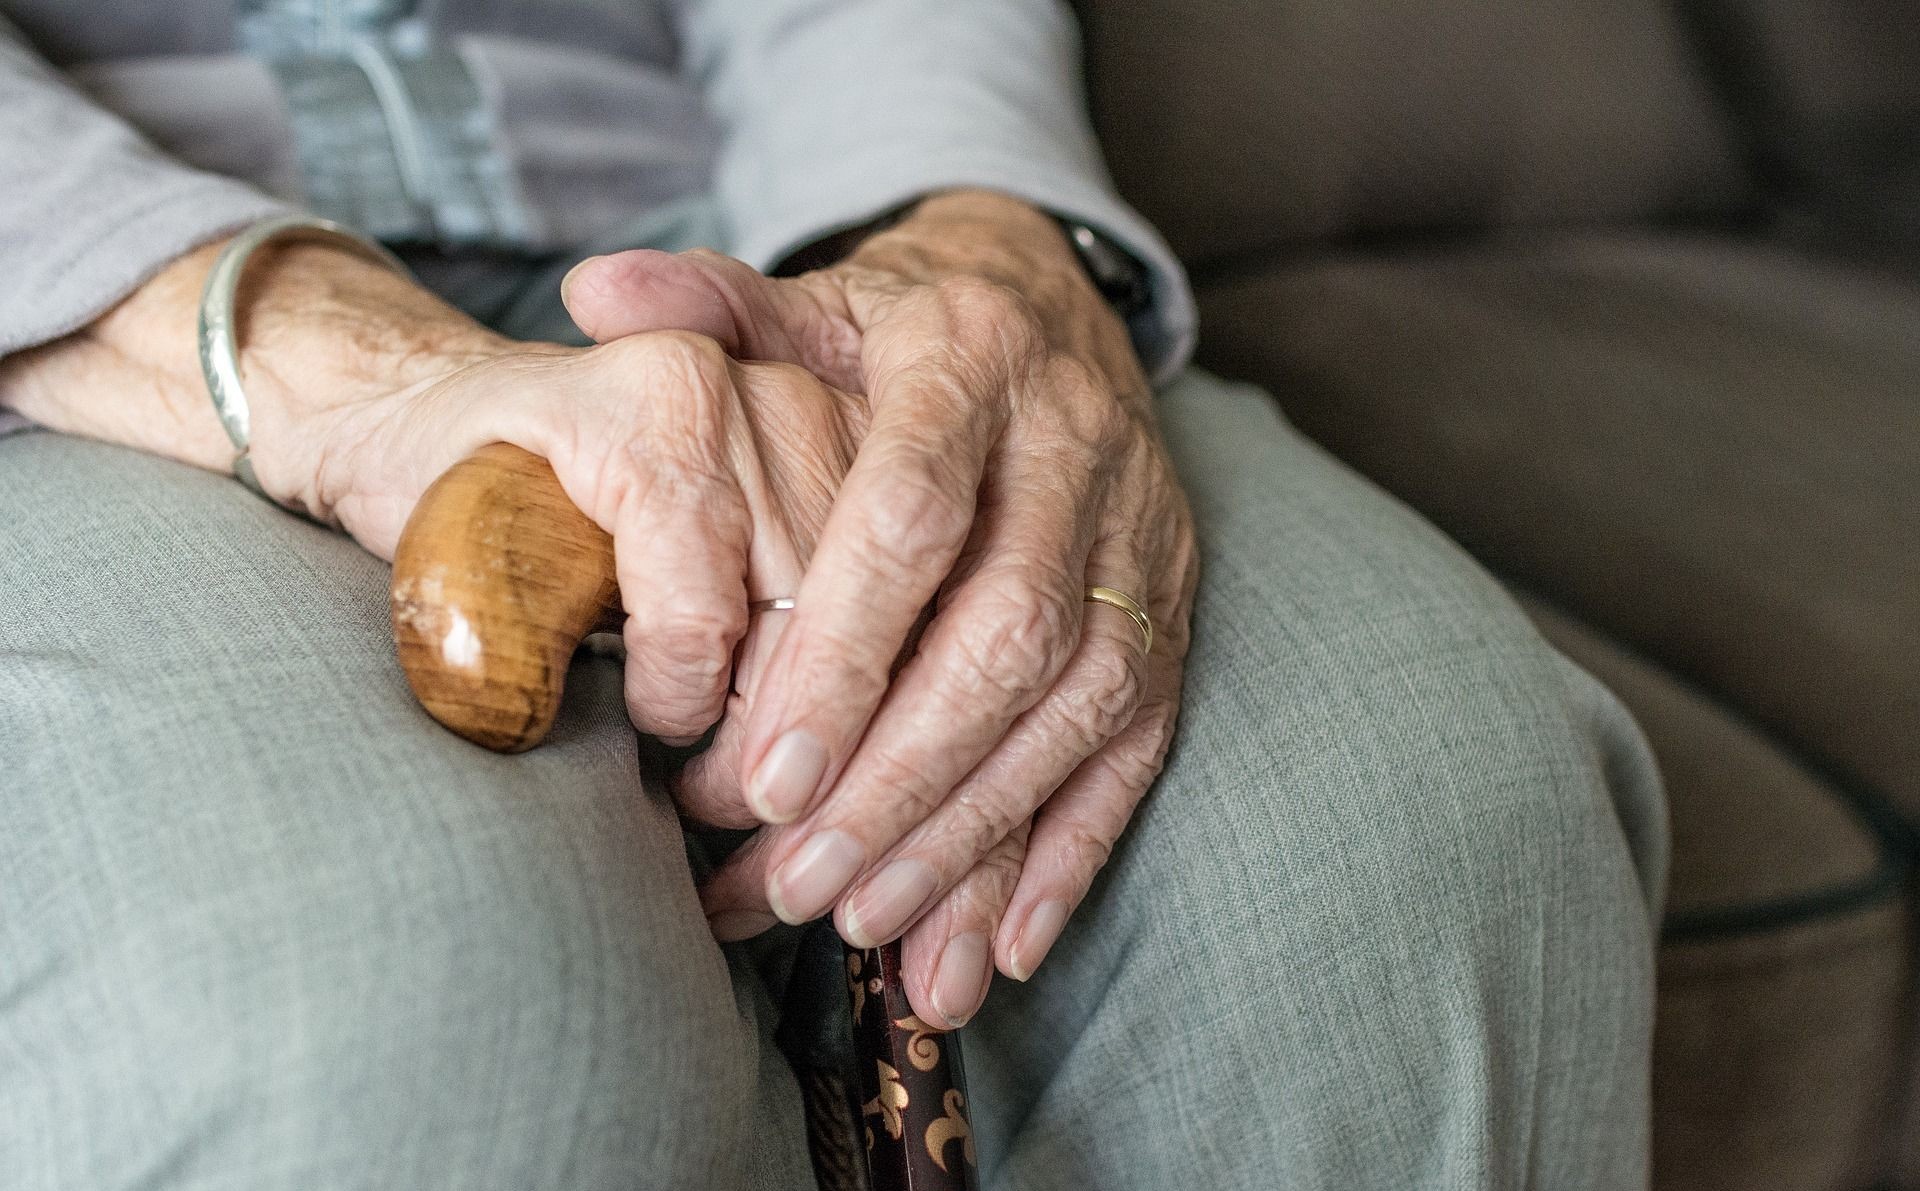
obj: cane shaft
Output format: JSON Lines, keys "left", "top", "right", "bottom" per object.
{"left": 848, "top": 942, "right": 981, "bottom": 1190}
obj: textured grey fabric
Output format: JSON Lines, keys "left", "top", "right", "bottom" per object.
{"left": 0, "top": 12, "right": 292, "bottom": 356}
{"left": 0, "top": 0, "right": 1195, "bottom": 378}
{"left": 0, "top": 362, "right": 1665, "bottom": 1186}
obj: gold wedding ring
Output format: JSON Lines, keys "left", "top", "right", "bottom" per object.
{"left": 1085, "top": 586, "right": 1153, "bottom": 655}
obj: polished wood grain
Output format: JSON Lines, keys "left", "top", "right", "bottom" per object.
{"left": 390, "top": 442, "right": 619, "bottom": 752}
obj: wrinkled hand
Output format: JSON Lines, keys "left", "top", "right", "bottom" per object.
{"left": 564, "top": 190, "right": 1199, "bottom": 1027}
{"left": 254, "top": 331, "right": 864, "bottom": 752}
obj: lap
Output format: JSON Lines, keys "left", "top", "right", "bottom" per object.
{"left": 0, "top": 365, "right": 1664, "bottom": 1190}
{"left": 965, "top": 369, "right": 1665, "bottom": 1189}
{"left": 0, "top": 431, "right": 809, "bottom": 1189}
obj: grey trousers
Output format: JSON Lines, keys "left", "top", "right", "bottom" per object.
{"left": 0, "top": 362, "right": 1665, "bottom": 1188}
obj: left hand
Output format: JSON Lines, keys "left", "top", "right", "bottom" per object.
{"left": 564, "top": 190, "right": 1198, "bottom": 1028}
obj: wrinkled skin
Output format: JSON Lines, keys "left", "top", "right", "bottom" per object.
{"left": 559, "top": 191, "right": 1199, "bottom": 1029}
{"left": 3, "top": 190, "right": 1199, "bottom": 1030}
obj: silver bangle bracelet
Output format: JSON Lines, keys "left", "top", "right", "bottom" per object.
{"left": 196, "top": 214, "right": 409, "bottom": 503}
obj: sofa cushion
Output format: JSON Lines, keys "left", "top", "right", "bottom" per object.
{"left": 1517, "top": 596, "right": 1910, "bottom": 1191}
{"left": 1194, "top": 233, "right": 1920, "bottom": 825}
{"left": 1519, "top": 596, "right": 1898, "bottom": 928}
{"left": 1071, "top": 0, "right": 1752, "bottom": 266}
{"left": 1689, "top": 0, "right": 1920, "bottom": 241}
{"left": 1655, "top": 901, "right": 1911, "bottom": 1191}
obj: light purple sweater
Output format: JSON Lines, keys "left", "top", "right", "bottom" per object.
{"left": 0, "top": 0, "right": 1194, "bottom": 446}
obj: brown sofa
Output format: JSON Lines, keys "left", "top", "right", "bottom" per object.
{"left": 1069, "top": 1, "right": 1920, "bottom": 1187}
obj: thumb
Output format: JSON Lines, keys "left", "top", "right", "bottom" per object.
{"left": 561, "top": 248, "right": 848, "bottom": 379}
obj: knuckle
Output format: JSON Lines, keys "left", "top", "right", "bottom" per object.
{"left": 857, "top": 454, "right": 974, "bottom": 568}
{"left": 1099, "top": 703, "right": 1177, "bottom": 792}
{"left": 941, "top": 793, "right": 1024, "bottom": 860}
{"left": 1088, "top": 398, "right": 1138, "bottom": 459}
{"left": 969, "top": 843, "right": 1026, "bottom": 892}
{"left": 1017, "top": 358, "right": 1133, "bottom": 468}
{"left": 934, "top": 277, "right": 1043, "bottom": 357}
{"left": 633, "top": 327, "right": 729, "bottom": 375}
{"left": 946, "top": 580, "right": 1078, "bottom": 708}
{"left": 627, "top": 599, "right": 743, "bottom": 679}
{"left": 1054, "top": 817, "right": 1116, "bottom": 880}
{"left": 851, "top": 748, "right": 949, "bottom": 825}
{"left": 792, "top": 622, "right": 897, "bottom": 702}
{"left": 1065, "top": 645, "right": 1146, "bottom": 743}
{"left": 936, "top": 275, "right": 1029, "bottom": 324}
{"left": 622, "top": 678, "right": 719, "bottom": 740}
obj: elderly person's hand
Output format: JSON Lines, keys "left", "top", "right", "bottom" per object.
{"left": 563, "top": 190, "right": 1200, "bottom": 1027}
{"left": 0, "top": 235, "right": 863, "bottom": 755}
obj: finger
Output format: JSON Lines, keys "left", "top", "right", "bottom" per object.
{"left": 900, "top": 823, "right": 1029, "bottom": 1029}
{"left": 599, "top": 334, "right": 755, "bottom": 742}
{"left": 752, "top": 355, "right": 1126, "bottom": 923}
{"left": 753, "top": 430, "right": 1098, "bottom": 923}
{"left": 735, "top": 288, "right": 1027, "bottom": 826}
{"left": 699, "top": 826, "right": 786, "bottom": 942}
{"left": 995, "top": 662, "right": 1185, "bottom": 983}
{"left": 673, "top": 605, "right": 791, "bottom": 829}
{"left": 828, "top": 582, "right": 1149, "bottom": 949}
{"left": 676, "top": 363, "right": 856, "bottom": 824}
{"left": 561, "top": 248, "right": 855, "bottom": 385}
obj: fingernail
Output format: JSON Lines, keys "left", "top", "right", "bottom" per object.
{"left": 1009, "top": 899, "right": 1069, "bottom": 982}
{"left": 707, "top": 909, "right": 779, "bottom": 942}
{"left": 768, "top": 830, "right": 865, "bottom": 925}
{"left": 932, "top": 931, "right": 991, "bottom": 1028}
{"left": 558, "top": 255, "right": 603, "bottom": 305}
{"left": 748, "top": 730, "right": 828, "bottom": 823}
{"left": 843, "top": 858, "right": 940, "bottom": 949}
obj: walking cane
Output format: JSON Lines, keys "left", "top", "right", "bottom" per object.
{"left": 389, "top": 442, "right": 980, "bottom": 1191}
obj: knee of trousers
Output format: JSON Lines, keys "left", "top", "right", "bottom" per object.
{"left": 1088, "top": 474, "right": 1667, "bottom": 1147}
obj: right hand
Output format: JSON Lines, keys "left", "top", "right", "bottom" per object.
{"left": 0, "top": 233, "right": 1035, "bottom": 1025}
{"left": 267, "top": 330, "right": 867, "bottom": 750}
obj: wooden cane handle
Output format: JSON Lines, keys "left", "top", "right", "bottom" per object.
{"left": 391, "top": 444, "right": 977, "bottom": 1191}
{"left": 390, "top": 442, "right": 619, "bottom": 753}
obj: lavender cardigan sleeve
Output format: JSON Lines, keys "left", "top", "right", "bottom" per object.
{"left": 0, "top": 14, "right": 289, "bottom": 360}
{"left": 674, "top": 0, "right": 1197, "bottom": 382}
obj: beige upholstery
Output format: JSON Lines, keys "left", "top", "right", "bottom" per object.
{"left": 1075, "top": 0, "right": 1751, "bottom": 263}
{"left": 1073, "top": 1, "right": 1920, "bottom": 1186}
{"left": 1526, "top": 598, "right": 1910, "bottom": 1190}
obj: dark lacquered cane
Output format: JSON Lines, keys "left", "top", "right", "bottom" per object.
{"left": 390, "top": 444, "right": 977, "bottom": 1191}
{"left": 847, "top": 943, "right": 981, "bottom": 1191}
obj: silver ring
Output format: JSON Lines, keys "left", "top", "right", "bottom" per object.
{"left": 750, "top": 597, "right": 797, "bottom": 613}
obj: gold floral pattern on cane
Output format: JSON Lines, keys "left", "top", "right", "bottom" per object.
{"left": 894, "top": 1014, "right": 944, "bottom": 1072}
{"left": 862, "top": 1060, "right": 908, "bottom": 1140}
{"left": 847, "top": 952, "right": 867, "bottom": 1022}
{"left": 925, "top": 1089, "right": 976, "bottom": 1172}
